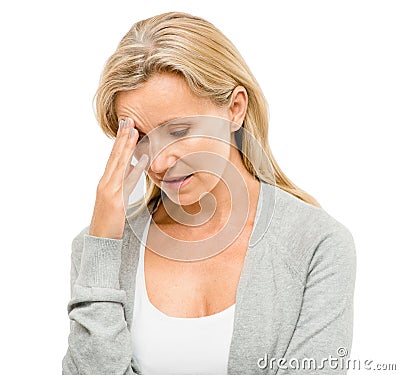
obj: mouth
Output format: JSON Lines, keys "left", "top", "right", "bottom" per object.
{"left": 161, "top": 173, "right": 194, "bottom": 189}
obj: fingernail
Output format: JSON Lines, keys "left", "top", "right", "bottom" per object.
{"left": 125, "top": 117, "right": 133, "bottom": 126}
{"left": 128, "top": 128, "right": 137, "bottom": 138}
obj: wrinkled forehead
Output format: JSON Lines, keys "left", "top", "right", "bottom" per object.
{"left": 114, "top": 83, "right": 220, "bottom": 134}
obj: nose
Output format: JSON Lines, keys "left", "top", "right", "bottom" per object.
{"left": 147, "top": 139, "right": 177, "bottom": 178}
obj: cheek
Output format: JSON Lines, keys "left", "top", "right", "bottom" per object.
{"left": 180, "top": 138, "right": 231, "bottom": 180}
{"left": 183, "top": 138, "right": 230, "bottom": 157}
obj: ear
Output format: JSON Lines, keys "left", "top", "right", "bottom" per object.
{"left": 227, "top": 85, "right": 248, "bottom": 132}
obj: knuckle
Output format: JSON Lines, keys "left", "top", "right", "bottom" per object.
{"left": 96, "top": 180, "right": 108, "bottom": 196}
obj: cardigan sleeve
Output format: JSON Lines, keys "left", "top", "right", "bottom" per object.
{"left": 62, "top": 229, "right": 141, "bottom": 375}
{"left": 276, "top": 225, "right": 357, "bottom": 375}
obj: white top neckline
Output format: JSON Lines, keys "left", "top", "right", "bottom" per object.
{"left": 139, "top": 215, "right": 236, "bottom": 321}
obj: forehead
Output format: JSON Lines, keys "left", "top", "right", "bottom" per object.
{"left": 114, "top": 73, "right": 217, "bottom": 133}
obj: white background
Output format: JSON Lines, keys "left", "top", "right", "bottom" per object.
{"left": 1, "top": 0, "right": 399, "bottom": 373}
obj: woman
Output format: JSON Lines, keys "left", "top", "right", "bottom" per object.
{"left": 62, "top": 11, "right": 356, "bottom": 375}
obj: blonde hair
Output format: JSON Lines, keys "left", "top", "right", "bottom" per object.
{"left": 93, "top": 11, "right": 321, "bottom": 218}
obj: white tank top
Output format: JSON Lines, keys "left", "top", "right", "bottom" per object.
{"left": 131, "top": 216, "right": 236, "bottom": 375}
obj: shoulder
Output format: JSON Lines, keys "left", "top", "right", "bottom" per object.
{"left": 272, "top": 185, "right": 353, "bottom": 235}
{"left": 266, "top": 184, "right": 356, "bottom": 285}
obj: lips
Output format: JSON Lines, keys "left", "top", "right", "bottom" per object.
{"left": 162, "top": 173, "right": 193, "bottom": 182}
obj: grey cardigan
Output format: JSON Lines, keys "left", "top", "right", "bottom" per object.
{"left": 62, "top": 180, "right": 357, "bottom": 374}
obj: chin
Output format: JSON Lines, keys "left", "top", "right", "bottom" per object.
{"left": 152, "top": 173, "right": 220, "bottom": 206}
{"left": 162, "top": 191, "right": 201, "bottom": 207}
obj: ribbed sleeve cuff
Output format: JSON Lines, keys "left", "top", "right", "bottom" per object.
{"left": 75, "top": 234, "right": 123, "bottom": 289}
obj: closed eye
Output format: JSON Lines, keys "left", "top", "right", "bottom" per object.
{"left": 171, "top": 129, "right": 188, "bottom": 137}
{"left": 137, "top": 128, "right": 189, "bottom": 143}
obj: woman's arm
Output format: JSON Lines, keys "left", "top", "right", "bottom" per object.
{"left": 275, "top": 225, "right": 357, "bottom": 375}
{"left": 62, "top": 228, "right": 140, "bottom": 375}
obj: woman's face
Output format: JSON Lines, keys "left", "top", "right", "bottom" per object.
{"left": 115, "top": 72, "right": 246, "bottom": 206}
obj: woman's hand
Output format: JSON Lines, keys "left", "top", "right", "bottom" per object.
{"left": 89, "top": 117, "right": 149, "bottom": 239}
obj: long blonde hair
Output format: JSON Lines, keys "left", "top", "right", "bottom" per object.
{"left": 93, "top": 11, "right": 321, "bottom": 217}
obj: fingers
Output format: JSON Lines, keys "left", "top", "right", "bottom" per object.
{"left": 123, "top": 154, "right": 149, "bottom": 199}
{"left": 93, "top": 117, "right": 147, "bottom": 239}
{"left": 119, "top": 121, "right": 140, "bottom": 171}
{"left": 103, "top": 117, "right": 138, "bottom": 183}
